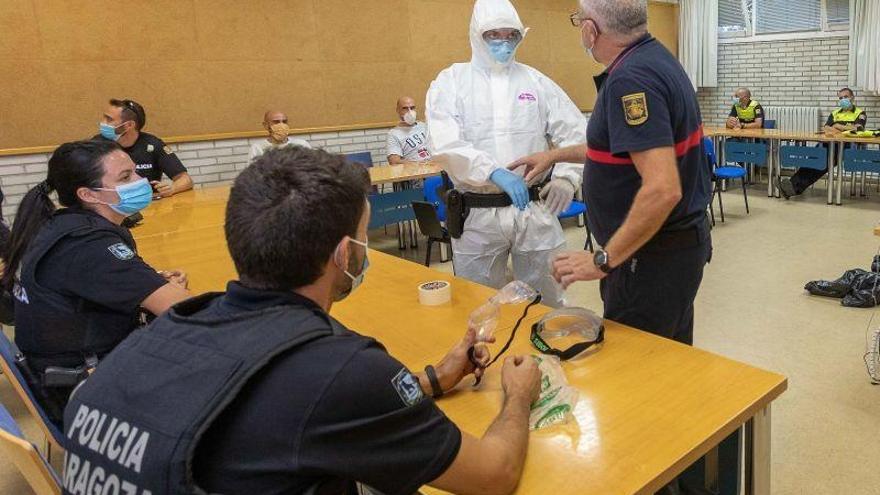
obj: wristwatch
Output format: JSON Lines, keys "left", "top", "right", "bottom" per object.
{"left": 593, "top": 249, "right": 612, "bottom": 274}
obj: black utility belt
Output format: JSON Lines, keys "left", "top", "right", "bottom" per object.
{"left": 41, "top": 355, "right": 98, "bottom": 388}
{"left": 460, "top": 186, "right": 543, "bottom": 209}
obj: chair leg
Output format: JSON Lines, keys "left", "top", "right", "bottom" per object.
{"left": 425, "top": 240, "right": 433, "bottom": 267}
{"left": 709, "top": 202, "right": 715, "bottom": 227}
{"left": 716, "top": 180, "right": 725, "bottom": 223}
{"left": 742, "top": 179, "right": 750, "bottom": 214}
{"left": 584, "top": 223, "right": 594, "bottom": 252}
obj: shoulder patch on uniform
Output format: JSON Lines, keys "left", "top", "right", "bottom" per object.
{"left": 391, "top": 368, "right": 424, "bottom": 407}
{"left": 622, "top": 92, "right": 649, "bottom": 126}
{"left": 163, "top": 145, "right": 174, "bottom": 155}
{"left": 146, "top": 144, "right": 155, "bottom": 153}
{"left": 107, "top": 243, "right": 135, "bottom": 260}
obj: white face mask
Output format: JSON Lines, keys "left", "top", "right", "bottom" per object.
{"left": 335, "top": 238, "right": 369, "bottom": 301}
{"left": 403, "top": 110, "right": 417, "bottom": 125}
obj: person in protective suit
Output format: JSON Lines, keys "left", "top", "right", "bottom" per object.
{"left": 426, "top": 0, "right": 587, "bottom": 308}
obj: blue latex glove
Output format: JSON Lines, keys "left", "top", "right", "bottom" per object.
{"left": 490, "top": 169, "right": 529, "bottom": 211}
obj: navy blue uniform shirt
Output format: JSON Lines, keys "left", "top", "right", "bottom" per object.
{"left": 193, "top": 282, "right": 462, "bottom": 495}
{"left": 583, "top": 34, "right": 712, "bottom": 246}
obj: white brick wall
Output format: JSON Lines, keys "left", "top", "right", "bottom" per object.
{"left": 0, "top": 128, "right": 395, "bottom": 223}
{"left": 0, "top": 112, "right": 594, "bottom": 224}
{"left": 698, "top": 35, "right": 880, "bottom": 128}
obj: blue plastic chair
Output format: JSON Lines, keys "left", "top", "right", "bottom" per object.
{"left": 842, "top": 148, "right": 880, "bottom": 199}
{"left": 763, "top": 120, "right": 776, "bottom": 129}
{"left": 779, "top": 145, "right": 828, "bottom": 171}
{"left": 0, "top": 402, "right": 61, "bottom": 494}
{"left": 558, "top": 201, "right": 594, "bottom": 252}
{"left": 709, "top": 138, "right": 749, "bottom": 223}
{"left": 344, "top": 152, "right": 374, "bottom": 168}
{"left": 423, "top": 175, "right": 447, "bottom": 222}
{"left": 0, "top": 331, "right": 63, "bottom": 454}
{"left": 368, "top": 189, "right": 424, "bottom": 230}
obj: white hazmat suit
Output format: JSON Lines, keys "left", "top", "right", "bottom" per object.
{"left": 426, "top": 0, "right": 587, "bottom": 307}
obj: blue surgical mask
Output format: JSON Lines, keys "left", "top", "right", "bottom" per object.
{"left": 99, "top": 122, "right": 124, "bottom": 142}
{"left": 337, "top": 238, "right": 369, "bottom": 301}
{"left": 94, "top": 178, "right": 153, "bottom": 216}
{"left": 487, "top": 39, "right": 518, "bottom": 64}
{"left": 839, "top": 98, "right": 852, "bottom": 109}
{"left": 733, "top": 97, "right": 741, "bottom": 107}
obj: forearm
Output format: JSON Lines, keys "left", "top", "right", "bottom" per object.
{"left": 604, "top": 184, "right": 679, "bottom": 268}
{"left": 743, "top": 121, "right": 762, "bottom": 129}
{"left": 388, "top": 154, "right": 405, "bottom": 165}
{"left": 172, "top": 174, "right": 193, "bottom": 194}
{"left": 548, "top": 144, "right": 587, "bottom": 164}
{"left": 478, "top": 394, "right": 532, "bottom": 488}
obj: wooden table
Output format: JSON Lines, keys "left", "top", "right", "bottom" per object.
{"left": 132, "top": 188, "right": 787, "bottom": 495}
{"left": 705, "top": 127, "right": 880, "bottom": 205}
{"left": 370, "top": 161, "right": 441, "bottom": 185}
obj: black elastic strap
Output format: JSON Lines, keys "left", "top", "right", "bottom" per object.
{"left": 424, "top": 365, "right": 443, "bottom": 399}
{"left": 530, "top": 323, "right": 605, "bottom": 361}
{"left": 472, "top": 294, "right": 543, "bottom": 386}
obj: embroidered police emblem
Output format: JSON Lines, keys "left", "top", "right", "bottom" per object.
{"left": 146, "top": 144, "right": 155, "bottom": 153}
{"left": 107, "top": 243, "right": 135, "bottom": 260}
{"left": 163, "top": 145, "right": 174, "bottom": 155}
{"left": 622, "top": 92, "right": 649, "bottom": 126}
{"left": 391, "top": 368, "right": 424, "bottom": 407}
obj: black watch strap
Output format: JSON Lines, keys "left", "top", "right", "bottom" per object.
{"left": 424, "top": 365, "right": 443, "bottom": 399}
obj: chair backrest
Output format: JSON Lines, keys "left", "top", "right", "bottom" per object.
{"left": 0, "top": 403, "right": 62, "bottom": 495}
{"left": 0, "top": 331, "right": 63, "bottom": 450}
{"left": 558, "top": 200, "right": 587, "bottom": 220}
{"left": 344, "top": 152, "right": 374, "bottom": 168}
{"left": 368, "top": 189, "right": 424, "bottom": 229}
{"left": 703, "top": 137, "right": 716, "bottom": 167}
{"left": 842, "top": 148, "right": 880, "bottom": 173}
{"left": 764, "top": 119, "right": 777, "bottom": 129}
{"left": 411, "top": 201, "right": 447, "bottom": 239}
{"left": 423, "top": 175, "right": 447, "bottom": 221}
{"left": 779, "top": 145, "right": 828, "bottom": 171}
{"left": 724, "top": 141, "right": 769, "bottom": 166}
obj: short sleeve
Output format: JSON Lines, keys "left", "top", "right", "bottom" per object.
{"left": 728, "top": 106, "right": 738, "bottom": 118}
{"left": 755, "top": 105, "right": 764, "bottom": 118}
{"left": 59, "top": 231, "right": 167, "bottom": 312}
{"left": 153, "top": 138, "right": 188, "bottom": 179}
{"left": 299, "top": 345, "right": 461, "bottom": 495}
{"left": 856, "top": 112, "right": 868, "bottom": 130}
{"left": 825, "top": 113, "right": 835, "bottom": 127}
{"left": 387, "top": 132, "right": 403, "bottom": 157}
{"left": 605, "top": 75, "right": 674, "bottom": 155}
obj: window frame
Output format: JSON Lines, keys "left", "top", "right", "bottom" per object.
{"left": 718, "top": 0, "right": 849, "bottom": 44}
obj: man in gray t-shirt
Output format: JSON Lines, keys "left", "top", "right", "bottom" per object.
{"left": 387, "top": 96, "right": 432, "bottom": 164}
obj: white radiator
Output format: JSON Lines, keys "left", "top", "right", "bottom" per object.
{"left": 764, "top": 106, "right": 822, "bottom": 133}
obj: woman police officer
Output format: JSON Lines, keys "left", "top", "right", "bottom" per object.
{"left": 2, "top": 139, "right": 191, "bottom": 427}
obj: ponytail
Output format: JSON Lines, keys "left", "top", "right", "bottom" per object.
{"left": 1, "top": 182, "right": 56, "bottom": 291}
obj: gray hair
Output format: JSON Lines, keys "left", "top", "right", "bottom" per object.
{"left": 735, "top": 87, "right": 752, "bottom": 98}
{"left": 580, "top": 0, "right": 648, "bottom": 36}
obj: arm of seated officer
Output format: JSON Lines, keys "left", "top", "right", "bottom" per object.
{"left": 388, "top": 154, "right": 406, "bottom": 165}
{"left": 427, "top": 355, "right": 540, "bottom": 495}
{"left": 742, "top": 117, "right": 763, "bottom": 129}
{"left": 141, "top": 281, "right": 191, "bottom": 316}
{"left": 153, "top": 172, "right": 194, "bottom": 198}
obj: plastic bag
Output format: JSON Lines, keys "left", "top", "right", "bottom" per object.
{"left": 469, "top": 281, "right": 539, "bottom": 342}
{"left": 529, "top": 355, "right": 578, "bottom": 431}
{"left": 804, "top": 269, "right": 880, "bottom": 308}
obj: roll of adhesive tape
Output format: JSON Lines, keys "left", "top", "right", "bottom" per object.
{"left": 418, "top": 281, "right": 452, "bottom": 306}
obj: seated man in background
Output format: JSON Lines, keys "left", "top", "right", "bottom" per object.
{"left": 725, "top": 87, "right": 764, "bottom": 129}
{"left": 96, "top": 99, "right": 193, "bottom": 198}
{"left": 387, "top": 96, "right": 432, "bottom": 164}
{"left": 779, "top": 87, "right": 867, "bottom": 198}
{"left": 63, "top": 146, "right": 541, "bottom": 495}
{"left": 249, "top": 109, "right": 312, "bottom": 161}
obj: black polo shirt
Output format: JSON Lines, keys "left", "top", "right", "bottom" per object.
{"left": 94, "top": 131, "right": 187, "bottom": 182}
{"left": 14, "top": 208, "right": 166, "bottom": 365}
{"left": 192, "top": 282, "right": 462, "bottom": 495}
{"left": 583, "top": 34, "right": 712, "bottom": 246}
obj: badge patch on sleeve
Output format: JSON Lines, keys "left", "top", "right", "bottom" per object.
{"left": 107, "top": 243, "right": 135, "bottom": 260}
{"left": 163, "top": 145, "right": 174, "bottom": 155}
{"left": 622, "top": 92, "right": 649, "bottom": 126}
{"left": 391, "top": 368, "right": 424, "bottom": 407}
{"left": 146, "top": 144, "right": 155, "bottom": 153}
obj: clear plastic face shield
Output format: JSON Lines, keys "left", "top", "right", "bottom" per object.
{"left": 467, "top": 281, "right": 541, "bottom": 385}
{"left": 531, "top": 308, "right": 605, "bottom": 361}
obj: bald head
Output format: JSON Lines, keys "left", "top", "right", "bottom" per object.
{"left": 263, "top": 110, "right": 288, "bottom": 127}
{"left": 735, "top": 87, "right": 752, "bottom": 99}
{"left": 580, "top": 0, "right": 647, "bottom": 37}
{"left": 396, "top": 96, "right": 418, "bottom": 125}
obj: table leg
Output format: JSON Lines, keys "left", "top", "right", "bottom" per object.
{"left": 836, "top": 144, "right": 844, "bottom": 205}
{"left": 743, "top": 405, "right": 772, "bottom": 495}
{"left": 768, "top": 139, "right": 776, "bottom": 198}
{"left": 827, "top": 142, "right": 835, "bottom": 205}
